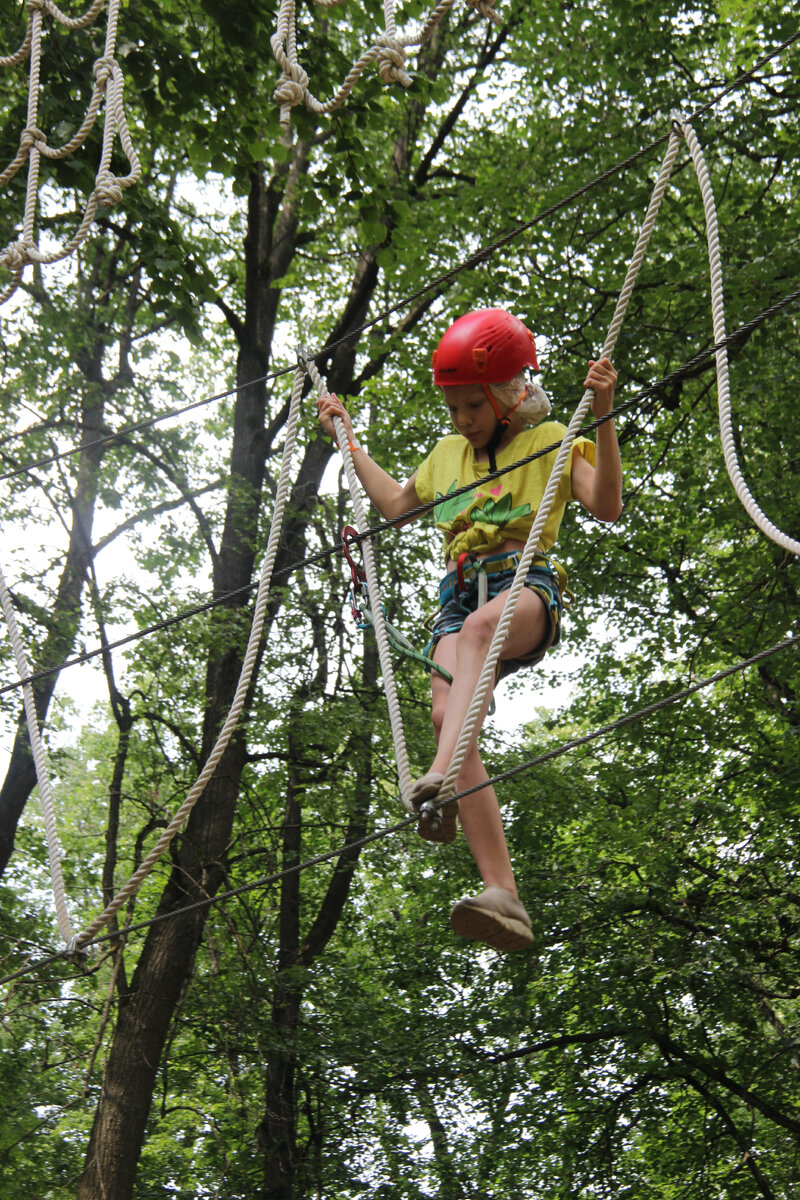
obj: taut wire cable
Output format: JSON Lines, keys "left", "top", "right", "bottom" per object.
{"left": 1, "top": 279, "right": 798, "bottom": 704}
{"left": 2, "top": 631, "right": 796, "bottom": 988}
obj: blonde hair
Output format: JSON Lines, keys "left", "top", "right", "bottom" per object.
{"left": 488, "top": 372, "right": 551, "bottom": 427}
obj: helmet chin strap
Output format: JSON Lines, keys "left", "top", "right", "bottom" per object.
{"left": 485, "top": 417, "right": 505, "bottom": 473}
{"left": 481, "top": 384, "right": 522, "bottom": 473}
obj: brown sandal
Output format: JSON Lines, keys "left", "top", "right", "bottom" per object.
{"left": 409, "top": 772, "right": 458, "bottom": 844}
{"left": 450, "top": 887, "right": 534, "bottom": 952}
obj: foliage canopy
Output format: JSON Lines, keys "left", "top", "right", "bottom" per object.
{"left": 0, "top": 1, "right": 798, "bottom": 1197}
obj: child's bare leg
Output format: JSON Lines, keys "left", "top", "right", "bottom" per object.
{"left": 455, "top": 749, "right": 517, "bottom": 895}
{"left": 429, "top": 586, "right": 547, "bottom": 776}
{"left": 422, "top": 587, "right": 547, "bottom": 885}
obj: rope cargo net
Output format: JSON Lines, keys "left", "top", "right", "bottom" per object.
{"left": 0, "top": 0, "right": 141, "bottom": 306}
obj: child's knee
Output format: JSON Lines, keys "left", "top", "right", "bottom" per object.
{"left": 460, "top": 606, "right": 496, "bottom": 649}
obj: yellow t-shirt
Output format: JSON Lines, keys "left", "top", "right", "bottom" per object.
{"left": 414, "top": 422, "right": 596, "bottom": 563}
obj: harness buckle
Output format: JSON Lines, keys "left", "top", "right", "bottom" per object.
{"left": 455, "top": 552, "right": 489, "bottom": 608}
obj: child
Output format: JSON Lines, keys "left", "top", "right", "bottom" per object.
{"left": 317, "top": 309, "right": 621, "bottom": 952}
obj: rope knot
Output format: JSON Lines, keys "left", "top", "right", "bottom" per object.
{"left": 2, "top": 240, "right": 34, "bottom": 271}
{"left": 95, "top": 169, "right": 123, "bottom": 207}
{"left": 376, "top": 35, "right": 411, "bottom": 87}
{"left": 93, "top": 55, "right": 116, "bottom": 87}
{"left": 465, "top": 0, "right": 503, "bottom": 27}
{"left": 26, "top": 0, "right": 45, "bottom": 12}
{"left": 19, "top": 126, "right": 45, "bottom": 152}
{"left": 274, "top": 72, "right": 308, "bottom": 108}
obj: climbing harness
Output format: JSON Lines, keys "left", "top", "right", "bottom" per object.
{"left": 0, "top": 0, "right": 141, "bottom": 305}
{"left": 271, "top": 0, "right": 501, "bottom": 127}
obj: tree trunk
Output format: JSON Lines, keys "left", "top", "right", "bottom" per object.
{"left": 0, "top": 392, "right": 106, "bottom": 875}
{"left": 77, "top": 164, "right": 278, "bottom": 1199}
{"left": 259, "top": 640, "right": 378, "bottom": 1199}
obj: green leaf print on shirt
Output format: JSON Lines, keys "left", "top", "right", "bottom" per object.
{"left": 434, "top": 481, "right": 476, "bottom": 525}
{"left": 471, "top": 493, "right": 531, "bottom": 526}
{"left": 433, "top": 483, "right": 531, "bottom": 528}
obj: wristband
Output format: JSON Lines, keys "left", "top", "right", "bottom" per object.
{"left": 336, "top": 436, "right": 360, "bottom": 453}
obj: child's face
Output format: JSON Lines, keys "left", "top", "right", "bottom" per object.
{"left": 442, "top": 385, "right": 498, "bottom": 448}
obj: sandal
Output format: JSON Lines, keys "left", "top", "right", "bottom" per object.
{"left": 450, "top": 886, "right": 534, "bottom": 952}
{"left": 409, "top": 772, "right": 458, "bottom": 844}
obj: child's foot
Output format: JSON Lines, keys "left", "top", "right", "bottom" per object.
{"left": 409, "top": 772, "right": 458, "bottom": 843}
{"left": 450, "top": 886, "right": 534, "bottom": 952}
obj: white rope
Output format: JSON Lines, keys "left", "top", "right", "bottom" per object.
{"left": 0, "top": 0, "right": 141, "bottom": 305}
{"left": 677, "top": 116, "right": 800, "bottom": 557}
{"left": 16, "top": 367, "right": 303, "bottom": 948}
{"left": 437, "top": 128, "right": 686, "bottom": 804}
{"left": 304, "top": 356, "right": 416, "bottom": 811}
{"left": 0, "top": 561, "right": 75, "bottom": 944}
{"left": 271, "top": 0, "right": 499, "bottom": 127}
{"left": 74, "top": 368, "right": 306, "bottom": 946}
{"left": 437, "top": 116, "right": 799, "bottom": 808}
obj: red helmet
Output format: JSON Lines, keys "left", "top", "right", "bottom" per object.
{"left": 431, "top": 308, "right": 539, "bottom": 386}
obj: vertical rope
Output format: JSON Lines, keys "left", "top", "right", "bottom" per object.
{"left": 438, "top": 128, "right": 685, "bottom": 801}
{"left": 303, "top": 357, "right": 415, "bottom": 810}
{"left": 74, "top": 369, "right": 307, "bottom": 946}
{"left": 0, "top": 561, "right": 75, "bottom": 944}
{"left": 678, "top": 117, "right": 800, "bottom": 557}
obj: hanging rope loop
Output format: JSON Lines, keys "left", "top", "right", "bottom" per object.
{"left": 672, "top": 112, "right": 800, "bottom": 558}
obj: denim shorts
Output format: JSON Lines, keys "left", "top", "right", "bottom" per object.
{"left": 425, "top": 554, "right": 563, "bottom": 681}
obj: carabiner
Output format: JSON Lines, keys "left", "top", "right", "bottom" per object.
{"left": 342, "top": 525, "right": 368, "bottom": 622}
{"left": 456, "top": 551, "right": 477, "bottom": 593}
{"left": 342, "top": 526, "right": 366, "bottom": 584}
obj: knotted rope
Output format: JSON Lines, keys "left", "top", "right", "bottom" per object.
{"left": 0, "top": 0, "right": 141, "bottom": 304}
{"left": 271, "top": 0, "right": 500, "bottom": 127}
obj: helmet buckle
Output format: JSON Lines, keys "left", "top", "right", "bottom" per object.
{"left": 472, "top": 347, "right": 489, "bottom": 375}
